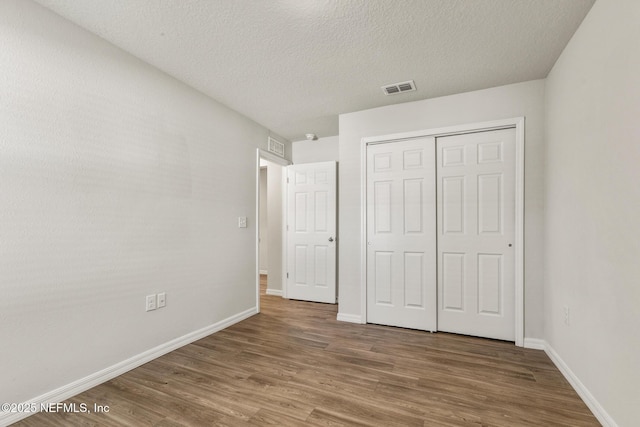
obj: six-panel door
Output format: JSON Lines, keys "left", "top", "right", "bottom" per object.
{"left": 436, "top": 128, "right": 516, "bottom": 341}
{"left": 286, "top": 161, "right": 337, "bottom": 304}
{"left": 366, "top": 137, "right": 437, "bottom": 331}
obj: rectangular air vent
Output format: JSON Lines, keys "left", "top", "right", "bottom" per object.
{"left": 382, "top": 80, "right": 416, "bottom": 95}
{"left": 267, "top": 137, "right": 285, "bottom": 157}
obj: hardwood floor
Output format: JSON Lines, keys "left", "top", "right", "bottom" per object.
{"left": 15, "top": 275, "right": 599, "bottom": 426}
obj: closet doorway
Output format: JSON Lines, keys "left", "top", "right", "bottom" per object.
{"left": 362, "top": 118, "right": 524, "bottom": 345}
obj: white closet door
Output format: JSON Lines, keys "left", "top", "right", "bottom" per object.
{"left": 286, "top": 161, "right": 337, "bottom": 303}
{"left": 366, "top": 137, "right": 437, "bottom": 331}
{"left": 437, "top": 128, "right": 516, "bottom": 341}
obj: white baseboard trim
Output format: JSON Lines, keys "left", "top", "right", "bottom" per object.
{"left": 523, "top": 337, "right": 546, "bottom": 350}
{"left": 528, "top": 340, "right": 617, "bottom": 427}
{"left": 265, "top": 289, "right": 283, "bottom": 296}
{"left": 336, "top": 312, "right": 364, "bottom": 324}
{"left": 259, "top": 270, "right": 268, "bottom": 275}
{"left": 0, "top": 307, "right": 257, "bottom": 427}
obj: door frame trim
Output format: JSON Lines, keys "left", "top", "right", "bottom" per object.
{"left": 256, "top": 148, "right": 290, "bottom": 313}
{"left": 359, "top": 117, "right": 525, "bottom": 346}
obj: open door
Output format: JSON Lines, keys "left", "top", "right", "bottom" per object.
{"left": 286, "top": 161, "right": 337, "bottom": 303}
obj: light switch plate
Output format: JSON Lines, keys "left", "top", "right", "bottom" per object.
{"left": 146, "top": 294, "right": 156, "bottom": 311}
{"left": 238, "top": 216, "right": 247, "bottom": 228}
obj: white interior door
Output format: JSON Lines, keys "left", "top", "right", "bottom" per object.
{"left": 366, "top": 137, "right": 437, "bottom": 331}
{"left": 437, "top": 128, "right": 516, "bottom": 341}
{"left": 286, "top": 161, "right": 337, "bottom": 303}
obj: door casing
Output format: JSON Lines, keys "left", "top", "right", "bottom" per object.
{"left": 360, "top": 117, "right": 525, "bottom": 346}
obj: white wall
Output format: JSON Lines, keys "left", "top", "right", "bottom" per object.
{"left": 544, "top": 0, "right": 640, "bottom": 425}
{"left": 259, "top": 167, "right": 268, "bottom": 273}
{"left": 292, "top": 135, "right": 339, "bottom": 163}
{"left": 0, "top": 0, "right": 290, "bottom": 414}
{"left": 266, "top": 162, "right": 284, "bottom": 293}
{"left": 338, "top": 80, "right": 546, "bottom": 339}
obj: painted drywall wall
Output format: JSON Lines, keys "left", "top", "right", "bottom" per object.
{"left": 338, "top": 80, "right": 546, "bottom": 339}
{"left": 292, "top": 136, "right": 339, "bottom": 164}
{"left": 0, "top": 0, "right": 290, "bottom": 411}
{"left": 259, "top": 167, "right": 268, "bottom": 273}
{"left": 544, "top": 0, "right": 640, "bottom": 425}
{"left": 266, "top": 161, "right": 284, "bottom": 293}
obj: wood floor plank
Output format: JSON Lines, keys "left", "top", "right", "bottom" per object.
{"left": 248, "top": 408, "right": 307, "bottom": 427}
{"left": 12, "top": 277, "right": 600, "bottom": 426}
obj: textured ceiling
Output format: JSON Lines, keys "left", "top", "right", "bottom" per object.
{"left": 33, "top": 0, "right": 595, "bottom": 141}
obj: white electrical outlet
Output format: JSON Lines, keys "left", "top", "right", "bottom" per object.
{"left": 146, "top": 294, "right": 157, "bottom": 312}
{"left": 157, "top": 292, "right": 166, "bottom": 308}
{"left": 238, "top": 216, "right": 247, "bottom": 228}
{"left": 563, "top": 305, "right": 570, "bottom": 326}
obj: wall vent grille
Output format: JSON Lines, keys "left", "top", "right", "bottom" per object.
{"left": 382, "top": 80, "right": 416, "bottom": 95}
{"left": 267, "top": 137, "right": 285, "bottom": 157}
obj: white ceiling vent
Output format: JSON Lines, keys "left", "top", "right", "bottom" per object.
{"left": 381, "top": 80, "right": 416, "bottom": 96}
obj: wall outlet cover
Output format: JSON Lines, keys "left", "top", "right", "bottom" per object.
{"left": 157, "top": 292, "right": 166, "bottom": 308}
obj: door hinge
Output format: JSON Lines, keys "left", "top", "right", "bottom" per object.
{"left": 286, "top": 272, "right": 289, "bottom": 278}
{"left": 286, "top": 177, "right": 290, "bottom": 184}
